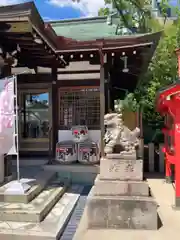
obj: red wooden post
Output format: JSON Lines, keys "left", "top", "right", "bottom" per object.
{"left": 174, "top": 116, "right": 180, "bottom": 207}
{"left": 175, "top": 50, "right": 180, "bottom": 206}
{"left": 162, "top": 129, "right": 172, "bottom": 183}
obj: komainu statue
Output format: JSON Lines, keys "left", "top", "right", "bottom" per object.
{"left": 104, "top": 108, "right": 140, "bottom": 155}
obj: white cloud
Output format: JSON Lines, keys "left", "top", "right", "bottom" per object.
{"left": 0, "top": 0, "right": 22, "bottom": 6}
{"left": 43, "top": 16, "right": 59, "bottom": 21}
{"left": 47, "top": 0, "right": 106, "bottom": 17}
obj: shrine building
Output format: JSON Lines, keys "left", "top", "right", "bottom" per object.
{"left": 0, "top": 2, "right": 161, "bottom": 180}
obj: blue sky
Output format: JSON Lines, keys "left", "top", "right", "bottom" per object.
{"left": 1, "top": 0, "right": 178, "bottom": 101}
{"left": 32, "top": 0, "right": 83, "bottom": 20}
{"left": 1, "top": 0, "right": 106, "bottom": 20}
{"left": 1, "top": 0, "right": 179, "bottom": 21}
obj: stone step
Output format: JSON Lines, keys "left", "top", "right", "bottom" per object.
{"left": 0, "top": 185, "right": 84, "bottom": 240}
{"left": 0, "top": 178, "right": 67, "bottom": 222}
{"left": 0, "top": 170, "right": 55, "bottom": 203}
{"left": 86, "top": 186, "right": 158, "bottom": 230}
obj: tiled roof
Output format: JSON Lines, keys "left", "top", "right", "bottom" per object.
{"left": 50, "top": 16, "right": 121, "bottom": 41}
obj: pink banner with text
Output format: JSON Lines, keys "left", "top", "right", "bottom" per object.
{"left": 0, "top": 76, "right": 15, "bottom": 154}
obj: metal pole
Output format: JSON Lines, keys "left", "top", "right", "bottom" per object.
{"left": 14, "top": 75, "right": 20, "bottom": 181}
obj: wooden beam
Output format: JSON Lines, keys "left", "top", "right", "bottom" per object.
{"left": 0, "top": 40, "right": 42, "bottom": 49}
{"left": 18, "top": 61, "right": 62, "bottom": 68}
{"left": 4, "top": 36, "right": 33, "bottom": 41}
{"left": 19, "top": 55, "right": 56, "bottom": 61}
{"left": 0, "top": 22, "right": 32, "bottom": 33}
{"left": 21, "top": 46, "right": 46, "bottom": 51}
{"left": 18, "top": 61, "right": 54, "bottom": 67}
{"left": 57, "top": 69, "right": 100, "bottom": 74}
{"left": 21, "top": 51, "right": 52, "bottom": 57}
{"left": 17, "top": 42, "right": 43, "bottom": 47}
{"left": 57, "top": 79, "right": 100, "bottom": 87}
{"left": 17, "top": 73, "right": 52, "bottom": 83}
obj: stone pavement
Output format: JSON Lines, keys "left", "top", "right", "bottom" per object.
{"left": 73, "top": 174, "right": 180, "bottom": 240}
{"left": 61, "top": 186, "right": 91, "bottom": 240}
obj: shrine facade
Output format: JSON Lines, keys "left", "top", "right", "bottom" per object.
{"left": 0, "top": 2, "right": 161, "bottom": 162}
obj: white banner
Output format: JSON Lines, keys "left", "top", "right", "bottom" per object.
{"left": 0, "top": 76, "right": 16, "bottom": 155}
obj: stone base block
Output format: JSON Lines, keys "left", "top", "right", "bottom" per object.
{"left": 87, "top": 186, "right": 158, "bottom": 230}
{"left": 94, "top": 175, "right": 149, "bottom": 196}
{"left": 100, "top": 158, "right": 143, "bottom": 181}
{"left": 0, "top": 171, "right": 55, "bottom": 204}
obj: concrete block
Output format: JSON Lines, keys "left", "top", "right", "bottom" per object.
{"left": 87, "top": 187, "right": 158, "bottom": 230}
{"left": 94, "top": 175, "right": 149, "bottom": 196}
{"left": 0, "top": 171, "right": 55, "bottom": 204}
{"left": 100, "top": 158, "right": 143, "bottom": 181}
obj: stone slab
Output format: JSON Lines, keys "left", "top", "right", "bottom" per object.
{"left": 0, "top": 171, "right": 55, "bottom": 203}
{"left": 94, "top": 175, "right": 149, "bottom": 196}
{"left": 100, "top": 158, "right": 143, "bottom": 181}
{"left": 86, "top": 186, "right": 158, "bottom": 230}
{"left": 0, "top": 178, "right": 67, "bottom": 222}
{"left": 0, "top": 185, "right": 83, "bottom": 240}
{"left": 106, "top": 153, "right": 137, "bottom": 160}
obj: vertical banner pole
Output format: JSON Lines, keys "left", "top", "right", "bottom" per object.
{"left": 14, "top": 75, "right": 20, "bottom": 181}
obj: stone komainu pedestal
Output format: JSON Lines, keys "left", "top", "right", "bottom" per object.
{"left": 86, "top": 156, "right": 158, "bottom": 230}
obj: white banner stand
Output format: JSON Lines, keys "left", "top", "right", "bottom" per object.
{"left": 4, "top": 75, "right": 35, "bottom": 195}
{"left": 5, "top": 179, "right": 34, "bottom": 194}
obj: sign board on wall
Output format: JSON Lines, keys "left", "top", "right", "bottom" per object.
{"left": 0, "top": 76, "right": 16, "bottom": 155}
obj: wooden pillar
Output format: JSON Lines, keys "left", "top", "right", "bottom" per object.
{"left": 148, "top": 143, "right": 155, "bottom": 173}
{"left": 159, "top": 143, "right": 165, "bottom": 173}
{"left": 139, "top": 106, "right": 144, "bottom": 160}
{"left": 51, "top": 68, "right": 58, "bottom": 161}
{"left": 104, "top": 81, "right": 108, "bottom": 114}
{"left": 104, "top": 63, "right": 110, "bottom": 114}
{"left": 100, "top": 53, "right": 105, "bottom": 158}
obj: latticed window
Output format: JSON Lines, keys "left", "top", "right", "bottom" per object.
{"left": 58, "top": 87, "right": 100, "bottom": 130}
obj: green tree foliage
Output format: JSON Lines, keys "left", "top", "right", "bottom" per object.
{"left": 126, "top": 28, "right": 179, "bottom": 131}
{"left": 98, "top": 0, "right": 153, "bottom": 33}
{"left": 98, "top": 0, "right": 180, "bottom": 125}
{"left": 73, "top": 0, "right": 180, "bottom": 128}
